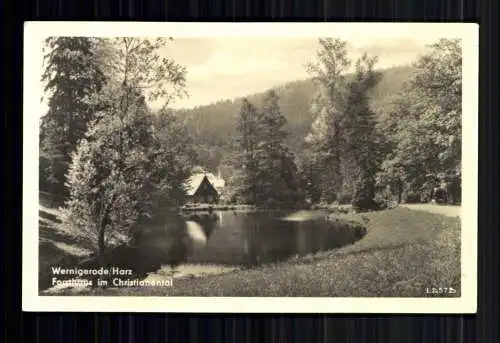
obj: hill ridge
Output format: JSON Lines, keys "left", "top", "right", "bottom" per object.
{"left": 175, "top": 65, "right": 415, "bottom": 170}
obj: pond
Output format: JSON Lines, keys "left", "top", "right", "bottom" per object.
{"left": 43, "top": 210, "right": 367, "bottom": 292}
{"left": 118, "top": 210, "right": 366, "bottom": 279}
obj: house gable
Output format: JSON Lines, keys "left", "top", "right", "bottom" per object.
{"left": 184, "top": 172, "right": 225, "bottom": 204}
{"left": 193, "top": 176, "right": 218, "bottom": 198}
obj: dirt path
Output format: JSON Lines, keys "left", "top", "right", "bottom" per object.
{"left": 400, "top": 204, "right": 461, "bottom": 218}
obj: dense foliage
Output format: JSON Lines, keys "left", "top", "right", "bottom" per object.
{"left": 298, "top": 39, "right": 384, "bottom": 210}
{"left": 41, "top": 36, "right": 462, "bottom": 257}
{"left": 376, "top": 39, "right": 462, "bottom": 204}
{"left": 45, "top": 38, "right": 191, "bottom": 255}
{"left": 177, "top": 38, "right": 462, "bottom": 208}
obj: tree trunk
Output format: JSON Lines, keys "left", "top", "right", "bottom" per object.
{"left": 98, "top": 223, "right": 106, "bottom": 256}
{"left": 97, "top": 197, "right": 114, "bottom": 257}
{"left": 249, "top": 140, "right": 257, "bottom": 205}
{"left": 93, "top": 204, "right": 112, "bottom": 289}
{"left": 397, "top": 179, "right": 403, "bottom": 204}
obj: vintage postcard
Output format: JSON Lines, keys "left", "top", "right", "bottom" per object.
{"left": 23, "top": 22, "right": 478, "bottom": 313}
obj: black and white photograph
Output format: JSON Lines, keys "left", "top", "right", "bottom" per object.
{"left": 23, "top": 22, "right": 478, "bottom": 313}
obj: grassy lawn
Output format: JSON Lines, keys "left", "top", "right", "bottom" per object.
{"left": 49, "top": 206, "right": 461, "bottom": 297}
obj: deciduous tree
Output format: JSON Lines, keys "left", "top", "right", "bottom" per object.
{"left": 61, "top": 38, "right": 189, "bottom": 257}
{"left": 377, "top": 39, "right": 462, "bottom": 203}
{"left": 305, "top": 38, "right": 351, "bottom": 202}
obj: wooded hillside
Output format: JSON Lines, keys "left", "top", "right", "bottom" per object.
{"left": 175, "top": 65, "right": 414, "bottom": 170}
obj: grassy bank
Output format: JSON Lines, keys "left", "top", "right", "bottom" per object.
{"left": 39, "top": 205, "right": 93, "bottom": 289}
{"left": 48, "top": 206, "right": 460, "bottom": 297}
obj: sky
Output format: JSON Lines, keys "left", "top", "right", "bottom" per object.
{"left": 163, "top": 37, "right": 436, "bottom": 109}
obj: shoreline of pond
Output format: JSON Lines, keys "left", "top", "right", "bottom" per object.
{"left": 178, "top": 203, "right": 354, "bottom": 214}
{"left": 38, "top": 204, "right": 367, "bottom": 293}
{"left": 179, "top": 204, "right": 257, "bottom": 213}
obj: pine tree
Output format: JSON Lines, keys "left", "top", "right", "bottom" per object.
{"left": 232, "top": 98, "right": 261, "bottom": 204}
{"left": 256, "top": 90, "right": 285, "bottom": 205}
{"left": 40, "top": 37, "right": 106, "bottom": 201}
{"left": 147, "top": 109, "right": 197, "bottom": 208}
{"left": 256, "top": 90, "right": 301, "bottom": 207}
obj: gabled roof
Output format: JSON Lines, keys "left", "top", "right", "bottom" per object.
{"left": 184, "top": 173, "right": 225, "bottom": 196}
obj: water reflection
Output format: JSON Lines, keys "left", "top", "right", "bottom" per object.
{"left": 180, "top": 210, "right": 366, "bottom": 268}
{"left": 79, "top": 210, "right": 367, "bottom": 283}
{"left": 184, "top": 212, "right": 219, "bottom": 239}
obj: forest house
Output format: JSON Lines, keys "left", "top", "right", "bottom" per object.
{"left": 184, "top": 172, "right": 225, "bottom": 204}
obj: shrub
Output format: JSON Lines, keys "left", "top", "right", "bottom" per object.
{"left": 337, "top": 192, "right": 352, "bottom": 205}
{"left": 351, "top": 178, "right": 379, "bottom": 212}
{"left": 373, "top": 195, "right": 389, "bottom": 210}
{"left": 352, "top": 198, "right": 379, "bottom": 212}
{"left": 404, "top": 192, "right": 421, "bottom": 204}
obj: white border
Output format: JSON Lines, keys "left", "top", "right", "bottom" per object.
{"left": 23, "top": 22, "right": 478, "bottom": 313}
